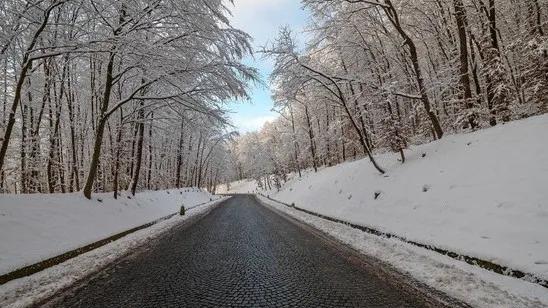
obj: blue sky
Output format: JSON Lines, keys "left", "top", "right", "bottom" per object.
{"left": 227, "top": 0, "right": 308, "bottom": 133}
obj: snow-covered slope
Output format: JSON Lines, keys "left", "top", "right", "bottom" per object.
{"left": 0, "top": 188, "right": 217, "bottom": 275}
{"left": 218, "top": 179, "right": 258, "bottom": 194}
{"left": 224, "top": 115, "right": 548, "bottom": 280}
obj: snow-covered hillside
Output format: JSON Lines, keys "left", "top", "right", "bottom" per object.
{"left": 221, "top": 115, "right": 548, "bottom": 280}
{"left": 0, "top": 188, "right": 218, "bottom": 275}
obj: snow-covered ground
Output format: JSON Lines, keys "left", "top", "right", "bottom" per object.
{"left": 0, "top": 197, "right": 227, "bottom": 308}
{"left": 221, "top": 115, "right": 548, "bottom": 281}
{"left": 0, "top": 188, "right": 218, "bottom": 275}
{"left": 221, "top": 179, "right": 259, "bottom": 194}
{"left": 258, "top": 196, "right": 548, "bottom": 308}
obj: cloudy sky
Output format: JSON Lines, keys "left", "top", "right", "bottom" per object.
{"left": 227, "top": 0, "right": 308, "bottom": 133}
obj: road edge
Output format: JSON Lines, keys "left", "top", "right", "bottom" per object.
{"left": 254, "top": 194, "right": 471, "bottom": 308}
{"left": 0, "top": 197, "right": 230, "bottom": 308}
{"left": 0, "top": 198, "right": 223, "bottom": 285}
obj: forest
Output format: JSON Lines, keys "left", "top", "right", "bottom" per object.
{"left": 228, "top": 0, "right": 548, "bottom": 190}
{"left": 0, "top": 0, "right": 256, "bottom": 197}
{"left": 0, "top": 0, "right": 547, "bottom": 196}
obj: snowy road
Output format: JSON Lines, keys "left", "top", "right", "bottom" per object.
{"left": 43, "top": 195, "right": 460, "bottom": 307}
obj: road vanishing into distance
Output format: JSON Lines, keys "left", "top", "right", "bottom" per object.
{"left": 43, "top": 195, "right": 463, "bottom": 308}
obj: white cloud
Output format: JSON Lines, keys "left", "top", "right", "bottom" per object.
{"left": 231, "top": 114, "right": 278, "bottom": 133}
{"left": 228, "top": 0, "right": 304, "bottom": 47}
{"left": 230, "top": 0, "right": 293, "bottom": 13}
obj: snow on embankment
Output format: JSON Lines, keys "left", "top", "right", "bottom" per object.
{"left": 0, "top": 188, "right": 217, "bottom": 275}
{"left": 218, "top": 179, "right": 258, "bottom": 194}
{"left": 230, "top": 115, "right": 548, "bottom": 280}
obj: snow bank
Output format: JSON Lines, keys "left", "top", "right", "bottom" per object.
{"left": 226, "top": 115, "right": 548, "bottom": 280}
{"left": 0, "top": 188, "right": 218, "bottom": 275}
{"left": 0, "top": 197, "right": 227, "bottom": 308}
{"left": 258, "top": 196, "right": 548, "bottom": 308}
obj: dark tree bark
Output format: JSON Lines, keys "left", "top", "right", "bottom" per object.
{"left": 66, "top": 64, "right": 80, "bottom": 191}
{"left": 454, "top": 0, "right": 477, "bottom": 128}
{"left": 304, "top": 105, "right": 318, "bottom": 173}
{"left": 146, "top": 114, "right": 153, "bottom": 189}
{"left": 130, "top": 102, "right": 145, "bottom": 196}
{"left": 289, "top": 104, "right": 302, "bottom": 177}
{"left": 128, "top": 121, "right": 139, "bottom": 183}
{"left": 20, "top": 104, "right": 28, "bottom": 194}
{"left": 530, "top": 0, "right": 544, "bottom": 36}
{"left": 476, "top": 0, "right": 508, "bottom": 126}
{"left": 0, "top": 1, "right": 64, "bottom": 174}
{"left": 47, "top": 57, "right": 66, "bottom": 193}
{"left": 382, "top": 0, "right": 444, "bottom": 139}
{"left": 113, "top": 110, "right": 123, "bottom": 199}
{"left": 297, "top": 62, "right": 385, "bottom": 173}
{"left": 83, "top": 52, "right": 116, "bottom": 199}
{"left": 175, "top": 120, "right": 185, "bottom": 188}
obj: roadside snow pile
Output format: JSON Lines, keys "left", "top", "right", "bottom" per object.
{"left": 258, "top": 196, "right": 548, "bottom": 308}
{"left": 0, "top": 188, "right": 218, "bottom": 275}
{"left": 226, "top": 115, "right": 548, "bottom": 280}
{"left": 0, "top": 198, "right": 227, "bottom": 308}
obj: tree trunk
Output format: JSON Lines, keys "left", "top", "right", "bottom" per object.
{"left": 454, "top": 0, "right": 477, "bottom": 128}
{"left": 340, "top": 97, "right": 385, "bottom": 174}
{"left": 83, "top": 52, "right": 116, "bottom": 199}
{"left": 147, "top": 114, "right": 153, "bottom": 189}
{"left": 531, "top": 0, "right": 544, "bottom": 36}
{"left": 175, "top": 120, "right": 184, "bottom": 188}
{"left": 130, "top": 103, "right": 145, "bottom": 196}
{"left": 113, "top": 110, "right": 123, "bottom": 199}
{"left": 66, "top": 66, "right": 80, "bottom": 191}
{"left": 383, "top": 0, "right": 444, "bottom": 139}
{"left": 304, "top": 105, "right": 318, "bottom": 172}
{"left": 20, "top": 104, "right": 28, "bottom": 193}
{"left": 289, "top": 104, "right": 301, "bottom": 177}
{"left": 0, "top": 1, "right": 63, "bottom": 173}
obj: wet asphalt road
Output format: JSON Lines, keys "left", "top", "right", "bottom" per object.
{"left": 47, "top": 195, "right": 443, "bottom": 307}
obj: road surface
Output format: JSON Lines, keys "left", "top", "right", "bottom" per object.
{"left": 44, "top": 195, "right": 454, "bottom": 307}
